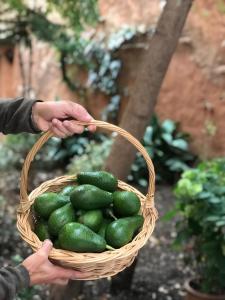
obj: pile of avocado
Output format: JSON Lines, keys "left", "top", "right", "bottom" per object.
{"left": 33, "top": 171, "right": 144, "bottom": 253}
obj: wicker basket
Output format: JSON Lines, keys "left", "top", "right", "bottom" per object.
{"left": 17, "top": 120, "right": 158, "bottom": 280}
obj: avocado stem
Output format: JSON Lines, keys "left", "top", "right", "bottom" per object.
{"left": 109, "top": 211, "right": 117, "bottom": 220}
{"left": 106, "top": 244, "right": 115, "bottom": 251}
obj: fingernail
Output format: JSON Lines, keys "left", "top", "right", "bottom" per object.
{"left": 44, "top": 239, "right": 53, "bottom": 246}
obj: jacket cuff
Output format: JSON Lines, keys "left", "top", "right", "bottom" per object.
{"left": 16, "top": 265, "right": 30, "bottom": 288}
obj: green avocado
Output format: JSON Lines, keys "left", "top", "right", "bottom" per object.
{"left": 105, "top": 215, "right": 144, "bottom": 248}
{"left": 77, "top": 171, "right": 118, "bottom": 192}
{"left": 59, "top": 222, "right": 106, "bottom": 253}
{"left": 78, "top": 209, "right": 103, "bottom": 232}
{"left": 48, "top": 203, "right": 76, "bottom": 236}
{"left": 34, "top": 192, "right": 69, "bottom": 219}
{"left": 113, "top": 191, "right": 141, "bottom": 217}
{"left": 34, "top": 221, "right": 51, "bottom": 242}
{"left": 60, "top": 185, "right": 76, "bottom": 197}
{"left": 70, "top": 184, "right": 113, "bottom": 210}
{"left": 98, "top": 219, "right": 112, "bottom": 238}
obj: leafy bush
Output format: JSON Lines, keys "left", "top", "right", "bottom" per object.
{"left": 0, "top": 131, "right": 108, "bottom": 171}
{"left": 0, "top": 133, "right": 38, "bottom": 170}
{"left": 67, "top": 137, "right": 113, "bottom": 174}
{"left": 172, "top": 158, "right": 225, "bottom": 294}
{"left": 129, "top": 115, "right": 196, "bottom": 186}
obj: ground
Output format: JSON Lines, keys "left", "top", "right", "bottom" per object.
{"left": 0, "top": 169, "right": 192, "bottom": 300}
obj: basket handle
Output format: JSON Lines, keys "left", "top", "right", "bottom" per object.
{"left": 19, "top": 120, "right": 155, "bottom": 212}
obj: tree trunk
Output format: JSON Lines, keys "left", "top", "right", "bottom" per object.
{"left": 104, "top": 0, "right": 194, "bottom": 180}
{"left": 105, "top": 0, "right": 193, "bottom": 294}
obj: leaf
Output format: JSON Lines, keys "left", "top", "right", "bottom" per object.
{"left": 165, "top": 159, "right": 189, "bottom": 172}
{"left": 215, "top": 220, "right": 225, "bottom": 227}
{"left": 143, "top": 126, "right": 153, "bottom": 144}
{"left": 172, "top": 139, "right": 188, "bottom": 151}
{"left": 175, "top": 178, "right": 203, "bottom": 198}
{"left": 138, "top": 178, "right": 148, "bottom": 187}
{"left": 162, "top": 119, "right": 176, "bottom": 133}
{"left": 208, "top": 197, "right": 221, "bottom": 204}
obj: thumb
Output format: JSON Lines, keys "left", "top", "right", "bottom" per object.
{"left": 38, "top": 239, "right": 53, "bottom": 256}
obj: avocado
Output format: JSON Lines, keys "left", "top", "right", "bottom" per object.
{"left": 78, "top": 210, "right": 103, "bottom": 232}
{"left": 70, "top": 184, "right": 113, "bottom": 210}
{"left": 105, "top": 215, "right": 144, "bottom": 248}
{"left": 98, "top": 219, "right": 112, "bottom": 238}
{"left": 59, "top": 222, "right": 106, "bottom": 253}
{"left": 60, "top": 185, "right": 76, "bottom": 197}
{"left": 77, "top": 171, "right": 118, "bottom": 192}
{"left": 113, "top": 191, "right": 141, "bottom": 217}
{"left": 35, "top": 221, "right": 51, "bottom": 241}
{"left": 34, "top": 192, "right": 69, "bottom": 219}
{"left": 48, "top": 203, "right": 76, "bottom": 236}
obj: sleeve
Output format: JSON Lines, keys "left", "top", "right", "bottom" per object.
{"left": 0, "top": 97, "right": 42, "bottom": 134}
{"left": 0, "top": 265, "right": 30, "bottom": 300}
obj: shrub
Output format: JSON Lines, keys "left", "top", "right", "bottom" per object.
{"left": 172, "top": 158, "right": 225, "bottom": 294}
{"left": 67, "top": 138, "right": 113, "bottom": 174}
{"left": 129, "top": 115, "right": 196, "bottom": 186}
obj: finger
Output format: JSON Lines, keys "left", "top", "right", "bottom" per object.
{"left": 53, "top": 278, "right": 69, "bottom": 286}
{"left": 38, "top": 240, "right": 53, "bottom": 257}
{"left": 51, "top": 122, "right": 67, "bottom": 138}
{"left": 69, "top": 103, "right": 93, "bottom": 122}
{"left": 54, "top": 266, "right": 89, "bottom": 280}
{"left": 52, "top": 119, "right": 73, "bottom": 136}
{"left": 87, "top": 124, "right": 96, "bottom": 132}
{"left": 63, "top": 120, "right": 84, "bottom": 134}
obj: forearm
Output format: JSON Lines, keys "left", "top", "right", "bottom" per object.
{"left": 0, "top": 265, "right": 30, "bottom": 300}
{"left": 0, "top": 97, "right": 41, "bottom": 134}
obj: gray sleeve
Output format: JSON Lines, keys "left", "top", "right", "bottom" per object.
{"left": 0, "top": 265, "right": 30, "bottom": 300}
{"left": 0, "top": 97, "right": 42, "bottom": 134}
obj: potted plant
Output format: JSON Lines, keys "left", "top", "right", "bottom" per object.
{"left": 172, "top": 158, "right": 225, "bottom": 299}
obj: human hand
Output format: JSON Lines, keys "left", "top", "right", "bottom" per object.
{"left": 22, "top": 240, "right": 87, "bottom": 285}
{"left": 32, "top": 101, "right": 96, "bottom": 138}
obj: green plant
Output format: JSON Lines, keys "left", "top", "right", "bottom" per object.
{"left": 67, "top": 137, "right": 112, "bottom": 174}
{"left": 0, "top": 131, "right": 107, "bottom": 171}
{"left": 171, "top": 158, "right": 225, "bottom": 294}
{"left": 0, "top": 133, "right": 38, "bottom": 170}
{"left": 129, "top": 115, "right": 196, "bottom": 186}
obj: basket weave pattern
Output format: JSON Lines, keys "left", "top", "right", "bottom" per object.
{"left": 17, "top": 120, "right": 158, "bottom": 280}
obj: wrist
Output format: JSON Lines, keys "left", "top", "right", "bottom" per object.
{"left": 31, "top": 101, "right": 42, "bottom": 132}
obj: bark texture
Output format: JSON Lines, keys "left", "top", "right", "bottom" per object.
{"left": 104, "top": 0, "right": 194, "bottom": 181}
